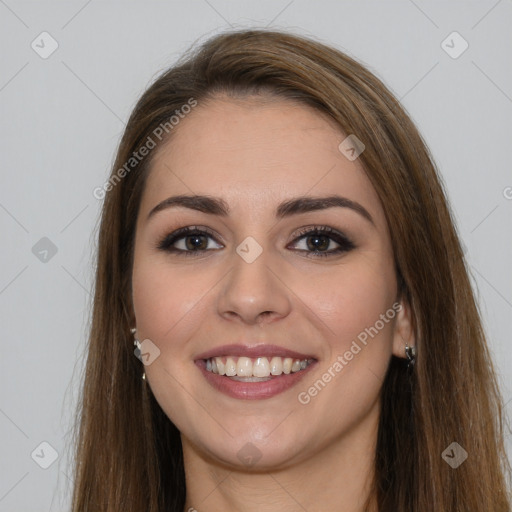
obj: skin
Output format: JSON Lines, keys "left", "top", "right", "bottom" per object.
{"left": 131, "top": 94, "right": 415, "bottom": 512}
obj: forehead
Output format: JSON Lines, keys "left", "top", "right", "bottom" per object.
{"left": 141, "top": 96, "right": 385, "bottom": 226}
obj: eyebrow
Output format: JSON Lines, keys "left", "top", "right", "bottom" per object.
{"left": 146, "top": 194, "right": 375, "bottom": 225}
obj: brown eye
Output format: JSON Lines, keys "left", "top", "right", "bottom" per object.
{"left": 157, "top": 225, "right": 355, "bottom": 259}
{"left": 157, "top": 227, "right": 222, "bottom": 256}
{"left": 289, "top": 226, "right": 355, "bottom": 258}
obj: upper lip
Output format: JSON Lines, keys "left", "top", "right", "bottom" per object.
{"left": 195, "top": 344, "right": 316, "bottom": 361}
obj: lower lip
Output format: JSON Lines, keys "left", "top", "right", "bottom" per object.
{"left": 195, "top": 360, "right": 317, "bottom": 400}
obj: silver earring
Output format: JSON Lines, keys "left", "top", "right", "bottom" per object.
{"left": 131, "top": 327, "right": 146, "bottom": 381}
{"left": 405, "top": 343, "right": 416, "bottom": 369}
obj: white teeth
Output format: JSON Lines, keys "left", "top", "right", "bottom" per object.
{"left": 269, "top": 356, "right": 283, "bottom": 375}
{"left": 253, "top": 357, "right": 270, "bottom": 378}
{"left": 236, "top": 357, "right": 252, "bottom": 377}
{"left": 205, "top": 355, "right": 313, "bottom": 377}
{"left": 283, "top": 358, "right": 293, "bottom": 374}
{"left": 225, "top": 357, "right": 237, "bottom": 376}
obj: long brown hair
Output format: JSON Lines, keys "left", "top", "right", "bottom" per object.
{"left": 70, "top": 28, "right": 511, "bottom": 511}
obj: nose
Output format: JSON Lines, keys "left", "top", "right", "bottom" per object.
{"left": 217, "top": 246, "right": 292, "bottom": 325}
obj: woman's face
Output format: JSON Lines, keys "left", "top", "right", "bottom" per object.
{"left": 132, "top": 95, "right": 413, "bottom": 470}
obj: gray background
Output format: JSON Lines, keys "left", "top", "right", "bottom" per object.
{"left": 1, "top": 1, "right": 511, "bottom": 510}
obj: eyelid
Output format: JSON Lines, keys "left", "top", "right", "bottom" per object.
{"left": 291, "top": 224, "right": 348, "bottom": 240}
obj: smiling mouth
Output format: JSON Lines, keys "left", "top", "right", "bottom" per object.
{"left": 203, "top": 355, "right": 315, "bottom": 381}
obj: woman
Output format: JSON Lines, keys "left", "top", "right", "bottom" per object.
{"left": 71, "top": 29, "right": 511, "bottom": 511}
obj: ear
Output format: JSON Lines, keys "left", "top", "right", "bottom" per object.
{"left": 391, "top": 300, "right": 415, "bottom": 359}
{"left": 124, "top": 291, "right": 137, "bottom": 332}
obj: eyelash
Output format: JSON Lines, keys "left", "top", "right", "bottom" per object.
{"left": 156, "top": 225, "right": 355, "bottom": 259}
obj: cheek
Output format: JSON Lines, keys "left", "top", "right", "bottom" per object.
{"left": 132, "top": 260, "right": 168, "bottom": 336}
{"left": 131, "top": 254, "right": 204, "bottom": 348}
{"left": 296, "top": 257, "right": 397, "bottom": 352}
{"left": 132, "top": 253, "right": 192, "bottom": 356}
{"left": 292, "top": 257, "right": 397, "bottom": 430}
{"left": 131, "top": 256, "right": 209, "bottom": 429}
